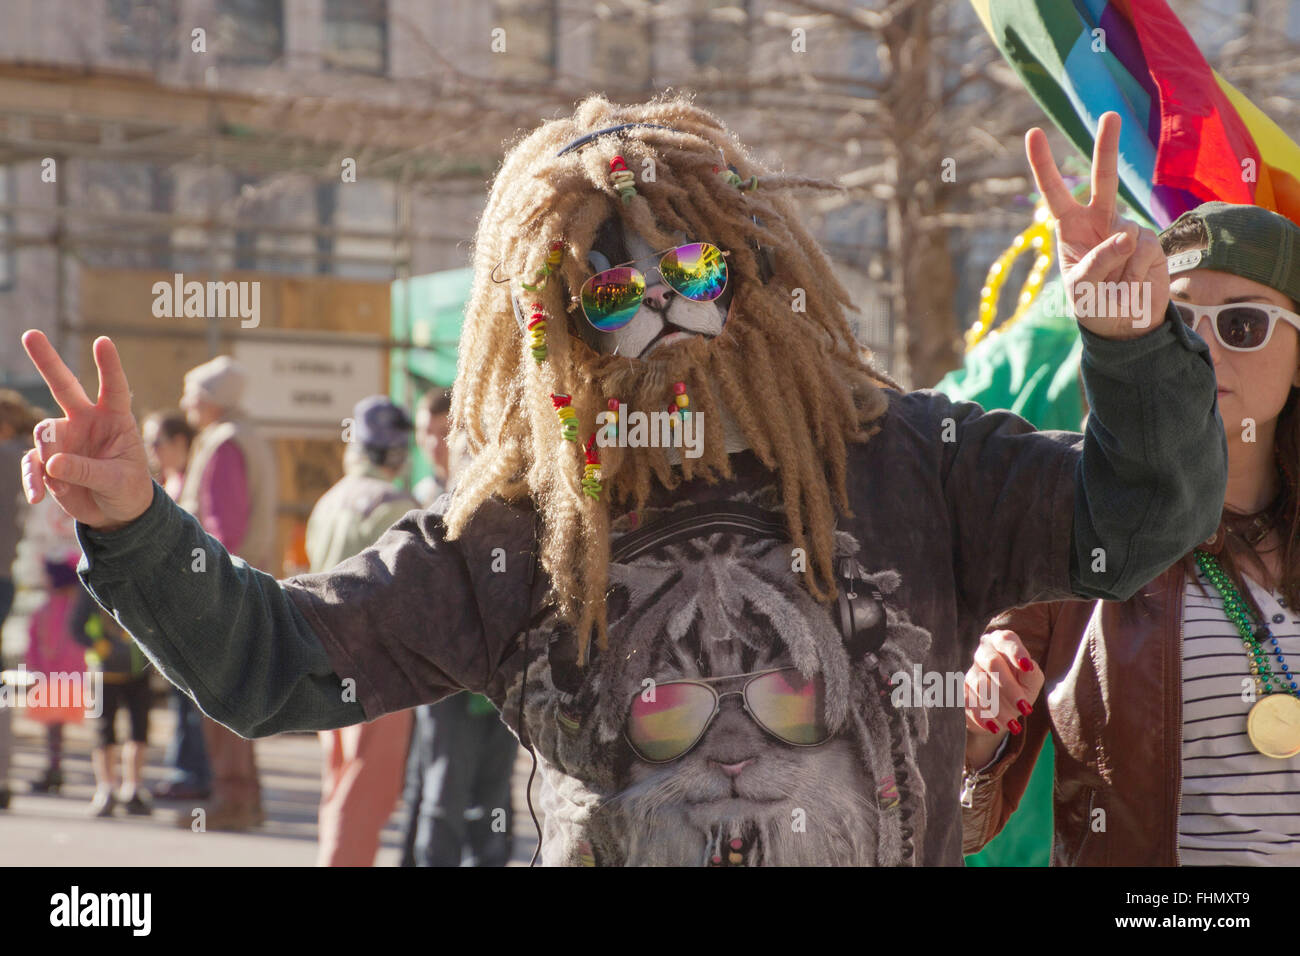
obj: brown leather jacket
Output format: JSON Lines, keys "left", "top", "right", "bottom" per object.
{"left": 962, "top": 546, "right": 1219, "bottom": 865}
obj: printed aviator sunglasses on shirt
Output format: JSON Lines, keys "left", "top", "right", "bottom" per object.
{"left": 601, "top": 500, "right": 884, "bottom": 764}
{"left": 1174, "top": 300, "right": 1300, "bottom": 352}
{"left": 626, "top": 666, "right": 832, "bottom": 763}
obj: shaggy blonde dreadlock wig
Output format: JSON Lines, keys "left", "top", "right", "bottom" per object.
{"left": 445, "top": 94, "right": 898, "bottom": 661}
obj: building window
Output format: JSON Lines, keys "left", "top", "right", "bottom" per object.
{"left": 323, "top": 0, "right": 388, "bottom": 75}
{"left": 821, "top": 204, "right": 885, "bottom": 271}
{"left": 1283, "top": 2, "right": 1300, "bottom": 97}
{"left": 692, "top": 0, "right": 750, "bottom": 75}
{"left": 145, "top": 165, "right": 174, "bottom": 271}
{"left": 74, "top": 161, "right": 174, "bottom": 271}
{"left": 0, "top": 166, "right": 12, "bottom": 291}
{"left": 846, "top": 28, "right": 884, "bottom": 99}
{"left": 492, "top": 0, "right": 556, "bottom": 82}
{"left": 234, "top": 175, "right": 259, "bottom": 271}
{"left": 1184, "top": 0, "right": 1247, "bottom": 59}
{"left": 592, "top": 15, "right": 652, "bottom": 91}
{"left": 106, "top": 0, "right": 179, "bottom": 64}
{"left": 315, "top": 182, "right": 336, "bottom": 275}
{"left": 215, "top": 0, "right": 284, "bottom": 66}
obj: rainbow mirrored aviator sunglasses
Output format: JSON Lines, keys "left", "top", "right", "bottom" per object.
{"left": 578, "top": 242, "right": 730, "bottom": 332}
{"left": 625, "top": 667, "right": 831, "bottom": 763}
{"left": 1173, "top": 301, "right": 1300, "bottom": 352}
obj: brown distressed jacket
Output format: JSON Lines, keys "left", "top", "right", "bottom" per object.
{"left": 962, "top": 552, "right": 1209, "bottom": 866}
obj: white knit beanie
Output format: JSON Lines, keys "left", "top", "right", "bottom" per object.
{"left": 182, "top": 355, "right": 248, "bottom": 411}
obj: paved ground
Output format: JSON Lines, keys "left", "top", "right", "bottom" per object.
{"left": 0, "top": 698, "right": 541, "bottom": 867}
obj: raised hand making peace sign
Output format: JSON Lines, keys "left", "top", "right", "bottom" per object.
{"left": 20, "top": 330, "right": 155, "bottom": 530}
{"left": 1027, "top": 111, "right": 1169, "bottom": 338}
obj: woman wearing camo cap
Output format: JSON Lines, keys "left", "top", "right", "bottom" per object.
{"left": 965, "top": 200, "right": 1300, "bottom": 866}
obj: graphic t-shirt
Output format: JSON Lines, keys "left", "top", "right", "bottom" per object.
{"left": 291, "top": 389, "right": 1082, "bottom": 866}
{"left": 1180, "top": 571, "right": 1300, "bottom": 865}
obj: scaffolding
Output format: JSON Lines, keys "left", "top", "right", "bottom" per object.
{"left": 0, "top": 61, "right": 508, "bottom": 379}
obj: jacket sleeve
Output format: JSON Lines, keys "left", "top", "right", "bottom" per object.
{"left": 961, "top": 601, "right": 1058, "bottom": 854}
{"left": 944, "top": 304, "right": 1226, "bottom": 623}
{"left": 75, "top": 482, "right": 516, "bottom": 737}
{"left": 1066, "top": 307, "right": 1226, "bottom": 600}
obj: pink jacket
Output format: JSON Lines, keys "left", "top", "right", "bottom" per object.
{"left": 26, "top": 589, "right": 87, "bottom": 676}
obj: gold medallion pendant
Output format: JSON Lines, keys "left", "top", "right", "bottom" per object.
{"left": 1247, "top": 694, "right": 1300, "bottom": 758}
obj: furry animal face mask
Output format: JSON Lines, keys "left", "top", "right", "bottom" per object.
{"left": 572, "top": 218, "right": 734, "bottom": 359}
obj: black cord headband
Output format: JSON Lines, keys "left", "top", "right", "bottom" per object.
{"left": 555, "top": 123, "right": 677, "bottom": 157}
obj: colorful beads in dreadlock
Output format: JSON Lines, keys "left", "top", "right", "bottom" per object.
{"left": 582, "top": 435, "right": 603, "bottom": 501}
{"left": 609, "top": 156, "right": 637, "bottom": 203}
{"left": 713, "top": 164, "right": 758, "bottom": 191}
{"left": 522, "top": 240, "right": 564, "bottom": 293}
{"left": 669, "top": 381, "right": 690, "bottom": 428}
{"left": 552, "top": 393, "right": 579, "bottom": 442}
{"left": 527, "top": 302, "right": 547, "bottom": 364}
{"left": 604, "top": 397, "right": 620, "bottom": 441}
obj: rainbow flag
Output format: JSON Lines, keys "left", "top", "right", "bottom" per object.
{"left": 971, "top": 0, "right": 1300, "bottom": 230}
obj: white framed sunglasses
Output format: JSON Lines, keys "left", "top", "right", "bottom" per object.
{"left": 1173, "top": 300, "right": 1300, "bottom": 352}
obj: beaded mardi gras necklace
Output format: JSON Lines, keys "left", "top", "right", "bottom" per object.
{"left": 1194, "top": 549, "right": 1300, "bottom": 758}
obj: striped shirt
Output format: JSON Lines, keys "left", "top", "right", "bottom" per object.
{"left": 1180, "top": 569, "right": 1300, "bottom": 865}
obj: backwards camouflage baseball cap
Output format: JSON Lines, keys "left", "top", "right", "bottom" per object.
{"left": 1163, "top": 201, "right": 1300, "bottom": 305}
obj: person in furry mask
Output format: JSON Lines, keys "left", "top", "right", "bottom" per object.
{"left": 20, "top": 98, "right": 1225, "bottom": 865}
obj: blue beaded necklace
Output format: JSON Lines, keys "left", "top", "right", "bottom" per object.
{"left": 1194, "top": 549, "right": 1299, "bottom": 698}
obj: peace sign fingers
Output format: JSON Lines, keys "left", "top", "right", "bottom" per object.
{"left": 93, "top": 336, "right": 133, "bottom": 416}
{"left": 1025, "top": 111, "right": 1169, "bottom": 341}
{"left": 1025, "top": 111, "right": 1124, "bottom": 231}
{"left": 19, "top": 328, "right": 155, "bottom": 529}
{"left": 22, "top": 330, "right": 92, "bottom": 417}
{"left": 1088, "top": 111, "right": 1122, "bottom": 229}
{"left": 1025, "top": 126, "right": 1079, "bottom": 221}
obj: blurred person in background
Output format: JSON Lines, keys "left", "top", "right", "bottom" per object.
{"left": 413, "top": 388, "right": 451, "bottom": 508}
{"left": 143, "top": 409, "right": 194, "bottom": 502}
{"left": 177, "top": 356, "right": 275, "bottom": 831}
{"left": 307, "top": 395, "right": 419, "bottom": 866}
{"left": 401, "top": 688, "right": 518, "bottom": 867}
{"left": 141, "top": 410, "right": 211, "bottom": 802}
{"left": 0, "top": 389, "right": 41, "bottom": 810}
{"left": 401, "top": 387, "right": 517, "bottom": 867}
{"left": 24, "top": 556, "right": 88, "bottom": 795}
{"left": 72, "top": 586, "right": 152, "bottom": 816}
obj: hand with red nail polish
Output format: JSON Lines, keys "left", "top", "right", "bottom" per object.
{"left": 964, "top": 628, "right": 1045, "bottom": 770}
